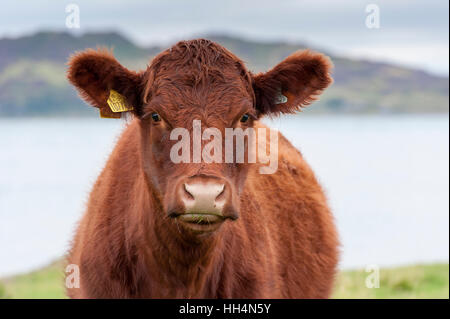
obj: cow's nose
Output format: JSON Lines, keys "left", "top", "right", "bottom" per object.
{"left": 182, "top": 182, "right": 226, "bottom": 216}
{"left": 167, "top": 175, "right": 239, "bottom": 221}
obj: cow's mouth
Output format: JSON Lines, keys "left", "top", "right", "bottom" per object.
{"left": 173, "top": 213, "right": 226, "bottom": 232}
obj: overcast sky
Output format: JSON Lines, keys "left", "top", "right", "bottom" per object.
{"left": 1, "top": 0, "right": 448, "bottom": 75}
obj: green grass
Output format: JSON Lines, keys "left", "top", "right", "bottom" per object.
{"left": 0, "top": 262, "right": 448, "bottom": 299}
{"left": 0, "top": 260, "right": 66, "bottom": 299}
{"left": 333, "top": 263, "right": 449, "bottom": 299}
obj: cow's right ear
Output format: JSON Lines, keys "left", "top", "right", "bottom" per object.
{"left": 67, "top": 48, "right": 145, "bottom": 117}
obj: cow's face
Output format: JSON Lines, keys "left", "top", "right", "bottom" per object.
{"left": 68, "top": 39, "right": 332, "bottom": 238}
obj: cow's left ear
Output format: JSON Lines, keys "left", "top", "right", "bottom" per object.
{"left": 67, "top": 48, "right": 145, "bottom": 117}
{"left": 252, "top": 50, "right": 333, "bottom": 116}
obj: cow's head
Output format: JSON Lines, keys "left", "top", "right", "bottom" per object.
{"left": 68, "top": 39, "right": 332, "bottom": 239}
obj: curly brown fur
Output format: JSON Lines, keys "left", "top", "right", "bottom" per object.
{"left": 65, "top": 39, "right": 338, "bottom": 299}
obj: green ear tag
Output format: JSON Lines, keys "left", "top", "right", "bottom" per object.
{"left": 275, "top": 88, "right": 288, "bottom": 104}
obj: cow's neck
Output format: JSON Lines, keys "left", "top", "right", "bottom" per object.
{"left": 143, "top": 181, "right": 229, "bottom": 297}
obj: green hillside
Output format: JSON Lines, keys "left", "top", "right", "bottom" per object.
{"left": 0, "top": 261, "right": 448, "bottom": 299}
{"left": 0, "top": 31, "right": 448, "bottom": 116}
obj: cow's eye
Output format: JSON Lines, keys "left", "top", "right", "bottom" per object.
{"left": 151, "top": 112, "right": 161, "bottom": 122}
{"left": 240, "top": 114, "right": 250, "bottom": 123}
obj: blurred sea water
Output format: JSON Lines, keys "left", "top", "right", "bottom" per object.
{"left": 0, "top": 115, "right": 448, "bottom": 276}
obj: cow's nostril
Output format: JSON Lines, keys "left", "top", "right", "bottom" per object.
{"left": 183, "top": 183, "right": 195, "bottom": 200}
{"left": 215, "top": 184, "right": 226, "bottom": 202}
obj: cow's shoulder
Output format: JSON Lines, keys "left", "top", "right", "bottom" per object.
{"left": 246, "top": 121, "right": 328, "bottom": 218}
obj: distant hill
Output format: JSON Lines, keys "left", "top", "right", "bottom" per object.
{"left": 0, "top": 31, "right": 448, "bottom": 116}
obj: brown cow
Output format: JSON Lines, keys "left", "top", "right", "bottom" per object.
{"left": 66, "top": 39, "right": 339, "bottom": 298}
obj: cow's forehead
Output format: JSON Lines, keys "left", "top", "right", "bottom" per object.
{"left": 146, "top": 71, "right": 252, "bottom": 111}
{"left": 152, "top": 60, "right": 245, "bottom": 87}
{"left": 154, "top": 79, "right": 250, "bottom": 102}
{"left": 142, "top": 39, "right": 254, "bottom": 123}
{"left": 145, "top": 85, "right": 253, "bottom": 127}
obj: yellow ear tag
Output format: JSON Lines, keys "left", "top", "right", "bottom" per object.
{"left": 106, "top": 89, "right": 134, "bottom": 113}
{"left": 99, "top": 107, "right": 121, "bottom": 119}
